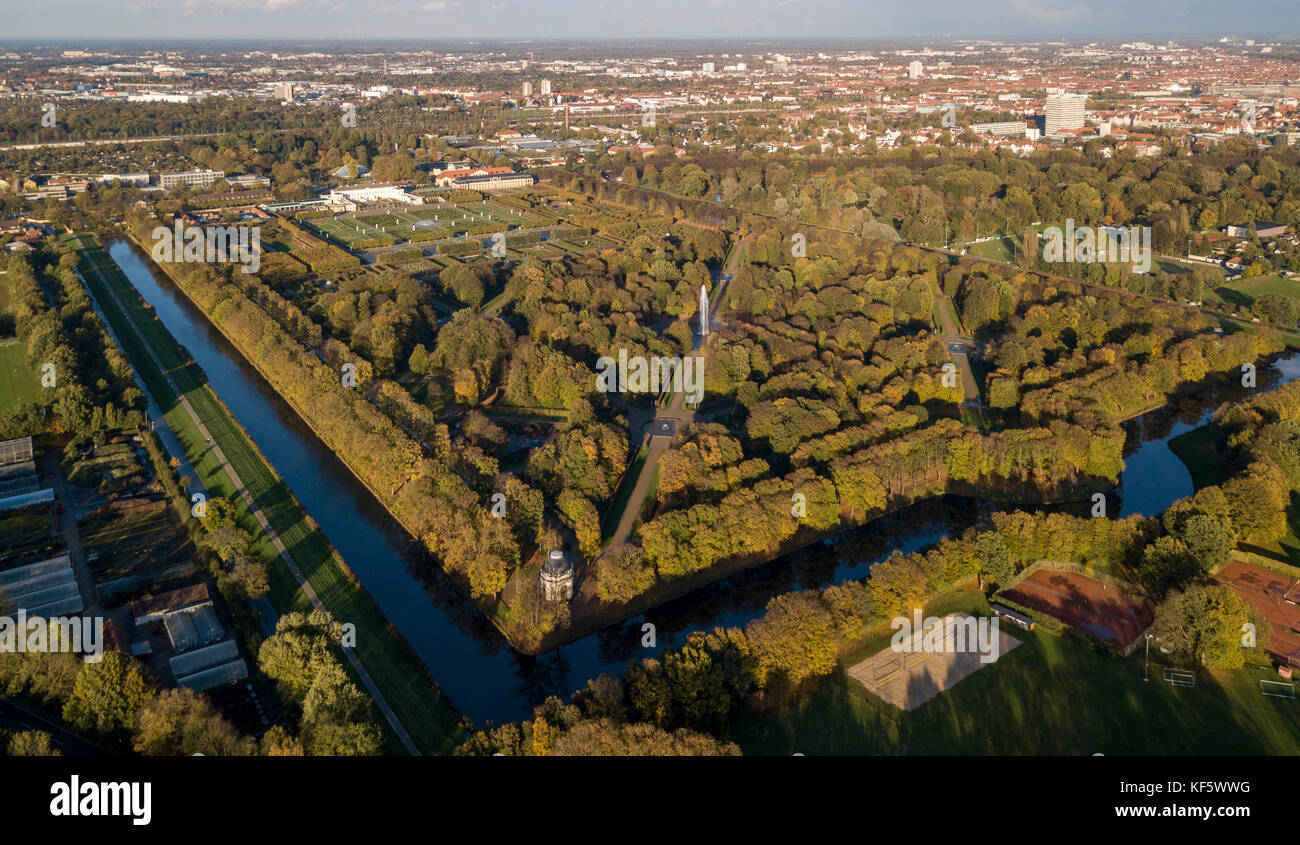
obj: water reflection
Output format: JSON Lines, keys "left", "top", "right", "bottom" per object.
{"left": 1117, "top": 352, "right": 1300, "bottom": 517}
{"left": 107, "top": 237, "right": 1299, "bottom": 724}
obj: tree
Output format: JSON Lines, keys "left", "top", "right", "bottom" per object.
{"left": 407, "top": 343, "right": 430, "bottom": 376}
{"left": 744, "top": 591, "right": 838, "bottom": 688}
{"left": 300, "top": 662, "right": 383, "bottom": 756}
{"left": 62, "top": 652, "right": 156, "bottom": 738}
{"left": 973, "top": 531, "right": 1015, "bottom": 588}
{"left": 133, "top": 688, "right": 256, "bottom": 756}
{"left": 257, "top": 610, "right": 343, "bottom": 705}
{"left": 1151, "top": 585, "right": 1254, "bottom": 668}
{"left": 549, "top": 719, "right": 739, "bottom": 756}
{"left": 259, "top": 725, "right": 305, "bottom": 756}
{"left": 596, "top": 546, "right": 657, "bottom": 603}
{"left": 7, "top": 730, "right": 60, "bottom": 756}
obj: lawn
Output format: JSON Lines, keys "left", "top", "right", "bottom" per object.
{"left": 966, "top": 235, "right": 1018, "bottom": 263}
{"left": 68, "top": 232, "right": 462, "bottom": 755}
{"left": 727, "top": 589, "right": 1300, "bottom": 755}
{"left": 1207, "top": 273, "right": 1298, "bottom": 310}
{"left": 0, "top": 340, "right": 40, "bottom": 412}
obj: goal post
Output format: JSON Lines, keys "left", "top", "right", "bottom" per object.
{"left": 1260, "top": 680, "right": 1296, "bottom": 699}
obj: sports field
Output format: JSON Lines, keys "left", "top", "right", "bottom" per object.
{"left": 1216, "top": 558, "right": 1300, "bottom": 665}
{"left": 1000, "top": 568, "right": 1152, "bottom": 648}
{"left": 1208, "top": 273, "right": 1299, "bottom": 309}
{"left": 0, "top": 340, "right": 40, "bottom": 412}
{"left": 846, "top": 612, "right": 1022, "bottom": 710}
{"left": 728, "top": 589, "right": 1300, "bottom": 755}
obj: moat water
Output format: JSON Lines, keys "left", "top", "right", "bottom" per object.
{"left": 108, "top": 239, "right": 1300, "bottom": 725}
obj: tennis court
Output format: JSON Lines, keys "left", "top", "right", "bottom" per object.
{"left": 1216, "top": 559, "right": 1300, "bottom": 665}
{"left": 1000, "top": 568, "right": 1152, "bottom": 648}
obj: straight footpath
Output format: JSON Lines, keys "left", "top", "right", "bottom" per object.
{"left": 67, "top": 232, "right": 461, "bottom": 755}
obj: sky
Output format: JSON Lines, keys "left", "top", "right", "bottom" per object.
{"left": 6, "top": 0, "right": 1300, "bottom": 41}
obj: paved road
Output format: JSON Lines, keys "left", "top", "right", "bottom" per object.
{"left": 35, "top": 451, "right": 97, "bottom": 614}
{"left": 0, "top": 698, "right": 107, "bottom": 756}
{"left": 606, "top": 238, "right": 747, "bottom": 548}
{"left": 77, "top": 243, "right": 422, "bottom": 755}
{"left": 931, "top": 288, "right": 984, "bottom": 407}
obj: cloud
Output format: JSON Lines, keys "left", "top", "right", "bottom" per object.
{"left": 182, "top": 0, "right": 303, "bottom": 12}
{"left": 1008, "top": 0, "right": 1089, "bottom": 23}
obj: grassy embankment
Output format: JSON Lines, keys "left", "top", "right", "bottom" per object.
{"left": 67, "top": 233, "right": 462, "bottom": 755}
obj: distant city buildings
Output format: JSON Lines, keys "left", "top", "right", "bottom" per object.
{"left": 1045, "top": 92, "right": 1087, "bottom": 135}
{"left": 446, "top": 172, "right": 537, "bottom": 192}
{"left": 1226, "top": 222, "right": 1288, "bottom": 239}
{"left": 160, "top": 169, "right": 224, "bottom": 190}
{"left": 970, "top": 120, "right": 1028, "bottom": 137}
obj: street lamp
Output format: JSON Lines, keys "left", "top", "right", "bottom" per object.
{"left": 1144, "top": 633, "right": 1153, "bottom": 682}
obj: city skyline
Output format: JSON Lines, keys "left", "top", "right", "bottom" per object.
{"left": 8, "top": 0, "right": 1300, "bottom": 41}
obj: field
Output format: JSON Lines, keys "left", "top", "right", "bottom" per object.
{"left": 1000, "top": 568, "right": 1152, "bottom": 648}
{"left": 1216, "top": 558, "right": 1300, "bottom": 666}
{"left": 66, "top": 232, "right": 461, "bottom": 755}
{"left": 845, "top": 612, "right": 1023, "bottom": 711}
{"left": 727, "top": 590, "right": 1300, "bottom": 755}
{"left": 1208, "top": 273, "right": 1299, "bottom": 309}
{"left": 0, "top": 339, "right": 40, "bottom": 412}
{"left": 307, "top": 202, "right": 537, "bottom": 247}
{"left": 80, "top": 496, "right": 197, "bottom": 602}
{"left": 966, "top": 235, "right": 1018, "bottom": 263}
{"left": 0, "top": 506, "right": 61, "bottom": 573}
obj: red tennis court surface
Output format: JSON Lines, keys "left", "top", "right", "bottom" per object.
{"left": 1001, "top": 568, "right": 1152, "bottom": 648}
{"left": 1216, "top": 559, "right": 1300, "bottom": 666}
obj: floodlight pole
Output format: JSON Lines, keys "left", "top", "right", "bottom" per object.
{"left": 1143, "top": 634, "right": 1152, "bottom": 682}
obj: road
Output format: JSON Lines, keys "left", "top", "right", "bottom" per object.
{"left": 931, "top": 290, "right": 984, "bottom": 407}
{"left": 606, "top": 237, "right": 747, "bottom": 548}
{"left": 0, "top": 698, "right": 107, "bottom": 756}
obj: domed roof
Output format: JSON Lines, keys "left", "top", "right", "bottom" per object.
{"left": 541, "top": 549, "right": 572, "bottom": 578}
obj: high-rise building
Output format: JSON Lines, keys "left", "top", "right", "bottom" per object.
{"left": 908, "top": 60, "right": 923, "bottom": 79}
{"left": 539, "top": 78, "right": 552, "bottom": 95}
{"left": 702, "top": 61, "right": 715, "bottom": 74}
{"left": 273, "top": 82, "right": 295, "bottom": 101}
{"left": 1045, "top": 92, "right": 1087, "bottom": 135}
{"left": 521, "top": 81, "right": 532, "bottom": 97}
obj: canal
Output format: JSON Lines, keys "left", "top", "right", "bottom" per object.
{"left": 107, "top": 238, "right": 1300, "bottom": 724}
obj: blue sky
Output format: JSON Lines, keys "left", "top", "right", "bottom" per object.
{"left": 8, "top": 0, "right": 1300, "bottom": 41}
